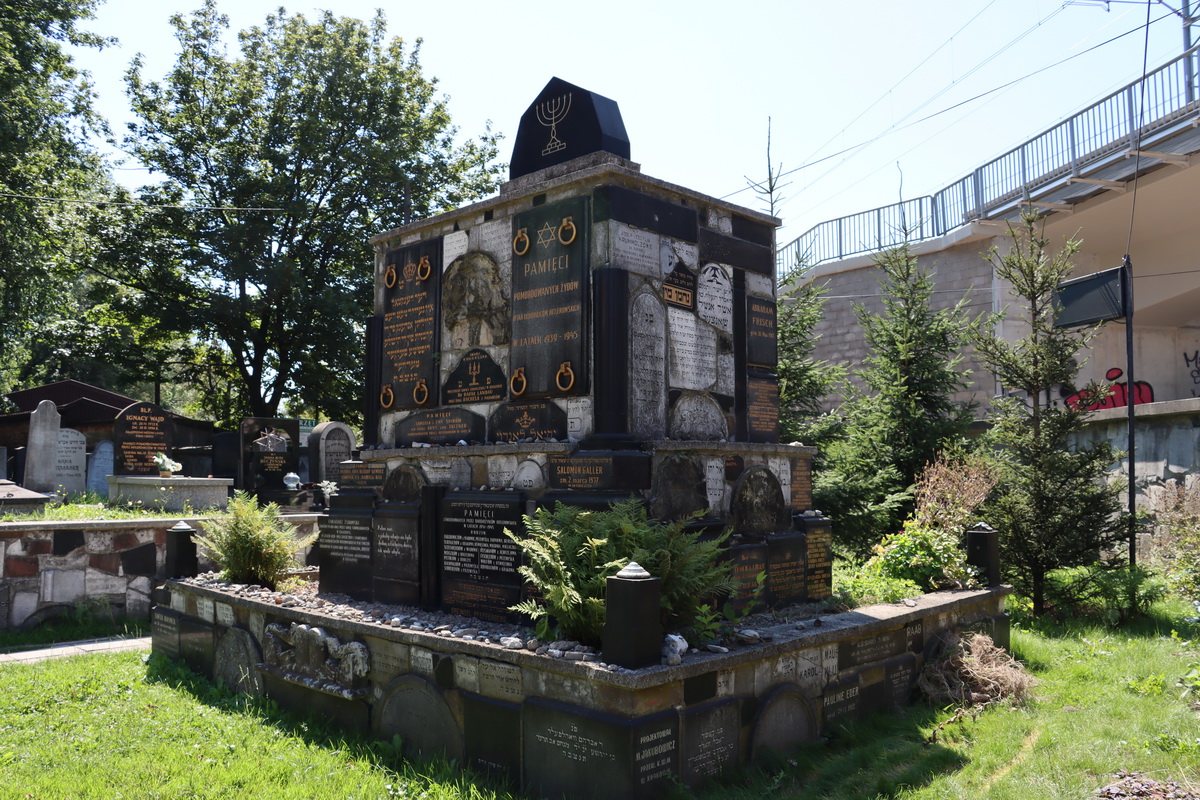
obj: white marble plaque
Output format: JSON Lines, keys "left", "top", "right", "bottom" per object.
{"left": 566, "top": 397, "right": 592, "bottom": 441}
{"left": 697, "top": 264, "right": 734, "bottom": 332}
{"left": 215, "top": 602, "right": 235, "bottom": 628}
{"left": 612, "top": 224, "right": 660, "bottom": 277}
{"left": 195, "top": 597, "right": 215, "bottom": 624}
{"left": 795, "top": 648, "right": 824, "bottom": 693}
{"left": 249, "top": 611, "right": 265, "bottom": 643}
{"left": 773, "top": 654, "right": 797, "bottom": 683}
{"left": 715, "top": 669, "right": 735, "bottom": 697}
{"left": 454, "top": 655, "right": 480, "bottom": 692}
{"left": 745, "top": 271, "right": 775, "bottom": 299}
{"left": 716, "top": 352, "right": 735, "bottom": 397}
{"left": 706, "top": 209, "right": 732, "bottom": 234}
{"left": 487, "top": 455, "right": 519, "bottom": 488}
{"left": 170, "top": 591, "right": 187, "bottom": 613}
{"left": 366, "top": 637, "right": 410, "bottom": 682}
{"left": 479, "top": 659, "right": 524, "bottom": 701}
{"left": 705, "top": 458, "right": 726, "bottom": 511}
{"left": 513, "top": 460, "right": 546, "bottom": 490}
{"left": 630, "top": 293, "right": 667, "bottom": 439}
{"left": 54, "top": 428, "right": 87, "bottom": 495}
{"left": 768, "top": 457, "right": 791, "bottom": 506}
{"left": 667, "top": 308, "right": 718, "bottom": 391}
{"left": 443, "top": 230, "right": 469, "bottom": 266}
{"left": 661, "top": 239, "right": 698, "bottom": 273}
{"left": 822, "top": 644, "right": 839, "bottom": 682}
{"left": 474, "top": 219, "right": 511, "bottom": 262}
{"left": 420, "top": 458, "right": 473, "bottom": 488}
{"left": 411, "top": 646, "right": 434, "bottom": 675}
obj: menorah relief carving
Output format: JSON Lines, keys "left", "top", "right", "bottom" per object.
{"left": 537, "top": 92, "right": 572, "bottom": 155}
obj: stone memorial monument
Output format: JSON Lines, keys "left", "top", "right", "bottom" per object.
{"left": 22, "top": 400, "right": 61, "bottom": 493}
{"left": 307, "top": 421, "right": 356, "bottom": 485}
{"left": 238, "top": 417, "right": 300, "bottom": 503}
{"left": 113, "top": 402, "right": 174, "bottom": 475}
{"left": 351, "top": 76, "right": 824, "bottom": 619}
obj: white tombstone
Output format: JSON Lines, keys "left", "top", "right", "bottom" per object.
{"left": 54, "top": 428, "right": 87, "bottom": 495}
{"left": 87, "top": 440, "right": 115, "bottom": 498}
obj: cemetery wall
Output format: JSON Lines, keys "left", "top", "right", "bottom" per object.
{"left": 0, "top": 515, "right": 319, "bottom": 630}
{"left": 155, "top": 578, "right": 1009, "bottom": 797}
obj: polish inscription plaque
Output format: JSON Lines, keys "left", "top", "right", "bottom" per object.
{"left": 746, "top": 298, "right": 778, "bottom": 369}
{"left": 113, "top": 402, "right": 174, "bottom": 475}
{"left": 382, "top": 240, "right": 441, "bottom": 410}
{"left": 745, "top": 373, "right": 780, "bottom": 443}
{"left": 443, "top": 349, "right": 506, "bottom": 405}
{"left": 440, "top": 491, "right": 526, "bottom": 622}
{"left": 510, "top": 196, "right": 589, "bottom": 397}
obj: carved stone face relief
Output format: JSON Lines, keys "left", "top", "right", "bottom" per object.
{"left": 442, "top": 251, "right": 510, "bottom": 348}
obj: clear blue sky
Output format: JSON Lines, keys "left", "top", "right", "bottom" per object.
{"left": 71, "top": 0, "right": 1191, "bottom": 243}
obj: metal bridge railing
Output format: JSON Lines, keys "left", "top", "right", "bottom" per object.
{"left": 778, "top": 47, "right": 1200, "bottom": 281}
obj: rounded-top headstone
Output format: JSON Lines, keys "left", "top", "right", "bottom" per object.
{"left": 509, "top": 77, "right": 630, "bottom": 180}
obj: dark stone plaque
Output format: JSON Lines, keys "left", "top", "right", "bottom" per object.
{"left": 839, "top": 628, "right": 907, "bottom": 669}
{"left": 789, "top": 455, "right": 812, "bottom": 512}
{"left": 113, "top": 402, "right": 174, "bottom": 475}
{"left": 822, "top": 675, "right": 862, "bottom": 732}
{"left": 698, "top": 227, "right": 773, "bottom": 275}
{"left": 337, "top": 460, "right": 387, "bottom": 491}
{"left": 373, "top": 501, "right": 420, "bottom": 582}
{"left": 510, "top": 196, "right": 589, "bottom": 398}
{"left": 151, "top": 607, "right": 182, "bottom": 661}
{"left": 767, "top": 533, "right": 807, "bottom": 606}
{"left": 723, "top": 455, "right": 744, "bottom": 481}
{"left": 663, "top": 264, "right": 697, "bottom": 311}
{"left": 731, "top": 214, "right": 775, "bottom": 247}
{"left": 381, "top": 239, "right": 441, "bottom": 411}
{"left": 52, "top": 529, "right": 84, "bottom": 556}
{"left": 395, "top": 408, "right": 486, "bottom": 446}
{"left": 797, "top": 514, "right": 833, "bottom": 600}
{"left": 730, "top": 466, "right": 789, "bottom": 534}
{"left": 121, "top": 543, "right": 156, "bottom": 576}
{"left": 463, "top": 694, "right": 522, "bottom": 781}
{"left": 745, "top": 372, "right": 780, "bottom": 444}
{"left": 727, "top": 542, "right": 768, "bottom": 614}
{"left": 680, "top": 700, "right": 740, "bottom": 785}
{"left": 489, "top": 400, "right": 568, "bottom": 443}
{"left": 884, "top": 654, "right": 919, "bottom": 709}
{"left": 746, "top": 298, "right": 778, "bottom": 369}
{"left": 547, "top": 451, "right": 651, "bottom": 491}
{"left": 179, "top": 617, "right": 215, "bottom": 678}
{"left": 439, "top": 491, "right": 526, "bottom": 622}
{"left": 239, "top": 417, "right": 300, "bottom": 494}
{"left": 443, "top": 349, "right": 506, "bottom": 405}
{"left": 522, "top": 697, "right": 678, "bottom": 800}
{"left": 318, "top": 510, "right": 374, "bottom": 600}
{"left": 509, "top": 77, "right": 630, "bottom": 180}
{"left": 593, "top": 185, "right": 698, "bottom": 242}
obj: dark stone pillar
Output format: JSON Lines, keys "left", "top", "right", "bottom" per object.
{"left": 587, "top": 266, "right": 635, "bottom": 448}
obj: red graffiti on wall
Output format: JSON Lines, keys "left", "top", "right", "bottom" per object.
{"left": 1065, "top": 367, "right": 1154, "bottom": 411}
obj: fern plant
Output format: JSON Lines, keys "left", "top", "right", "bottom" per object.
{"left": 194, "top": 491, "right": 314, "bottom": 588}
{"left": 506, "top": 499, "right": 734, "bottom": 645}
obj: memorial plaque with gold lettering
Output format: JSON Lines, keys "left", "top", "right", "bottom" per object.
{"left": 746, "top": 298, "right": 777, "bottom": 369}
{"left": 239, "top": 417, "right": 299, "bottom": 492}
{"left": 113, "top": 402, "right": 174, "bottom": 475}
{"left": 662, "top": 263, "right": 697, "bottom": 310}
{"left": 381, "top": 240, "right": 441, "bottom": 411}
{"left": 489, "top": 400, "right": 568, "bottom": 443}
{"left": 443, "top": 349, "right": 506, "bottom": 405}
{"left": 745, "top": 373, "right": 780, "bottom": 444}
{"left": 546, "top": 451, "right": 651, "bottom": 491}
{"left": 510, "top": 197, "right": 589, "bottom": 398}
{"left": 396, "top": 408, "right": 486, "bottom": 446}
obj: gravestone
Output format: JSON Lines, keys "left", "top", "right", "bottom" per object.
{"left": 396, "top": 408, "right": 486, "bottom": 447}
{"left": 53, "top": 428, "right": 87, "bottom": 495}
{"left": 318, "top": 463, "right": 382, "bottom": 600}
{"left": 373, "top": 501, "right": 421, "bottom": 605}
{"left": 308, "top": 421, "right": 355, "bottom": 486}
{"left": 381, "top": 240, "right": 442, "bottom": 412}
{"left": 23, "top": 400, "right": 61, "bottom": 492}
{"left": 239, "top": 418, "right": 300, "bottom": 499}
{"left": 86, "top": 440, "right": 115, "bottom": 498}
{"left": 438, "top": 490, "right": 526, "bottom": 623}
{"left": 629, "top": 293, "right": 667, "bottom": 440}
{"left": 113, "top": 402, "right": 174, "bottom": 475}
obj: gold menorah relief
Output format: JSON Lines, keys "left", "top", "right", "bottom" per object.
{"left": 468, "top": 360, "right": 481, "bottom": 386}
{"left": 537, "top": 92, "right": 572, "bottom": 156}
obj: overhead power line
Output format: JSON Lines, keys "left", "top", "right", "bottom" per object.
{"left": 0, "top": 190, "right": 287, "bottom": 212}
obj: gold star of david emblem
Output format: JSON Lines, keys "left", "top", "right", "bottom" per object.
{"left": 536, "top": 221, "right": 557, "bottom": 248}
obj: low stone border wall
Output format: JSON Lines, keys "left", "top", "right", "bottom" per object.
{"left": 155, "top": 580, "right": 1009, "bottom": 797}
{"left": 0, "top": 515, "right": 320, "bottom": 630}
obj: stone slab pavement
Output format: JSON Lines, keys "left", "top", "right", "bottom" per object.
{"left": 0, "top": 636, "right": 152, "bottom": 665}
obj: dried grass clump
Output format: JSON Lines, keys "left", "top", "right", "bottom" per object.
{"left": 918, "top": 631, "right": 1035, "bottom": 707}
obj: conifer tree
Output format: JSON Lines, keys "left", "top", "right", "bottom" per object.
{"left": 973, "top": 213, "right": 1124, "bottom": 614}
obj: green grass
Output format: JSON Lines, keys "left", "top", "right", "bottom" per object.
{"left": 1, "top": 601, "right": 1199, "bottom": 799}
{"left": 0, "top": 490, "right": 215, "bottom": 523}
{"left": 0, "top": 600, "right": 148, "bottom": 652}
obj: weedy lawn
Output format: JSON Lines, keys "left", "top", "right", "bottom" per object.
{"left": 1, "top": 602, "right": 1198, "bottom": 799}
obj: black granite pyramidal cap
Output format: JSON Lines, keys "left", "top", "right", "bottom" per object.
{"left": 509, "top": 77, "right": 630, "bottom": 179}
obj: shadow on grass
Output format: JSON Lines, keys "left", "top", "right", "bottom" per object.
{"left": 682, "top": 705, "right": 967, "bottom": 800}
{"left": 142, "top": 652, "right": 519, "bottom": 799}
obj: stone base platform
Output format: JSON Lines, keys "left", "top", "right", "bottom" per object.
{"left": 106, "top": 476, "right": 233, "bottom": 512}
{"left": 154, "top": 580, "right": 1009, "bottom": 797}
